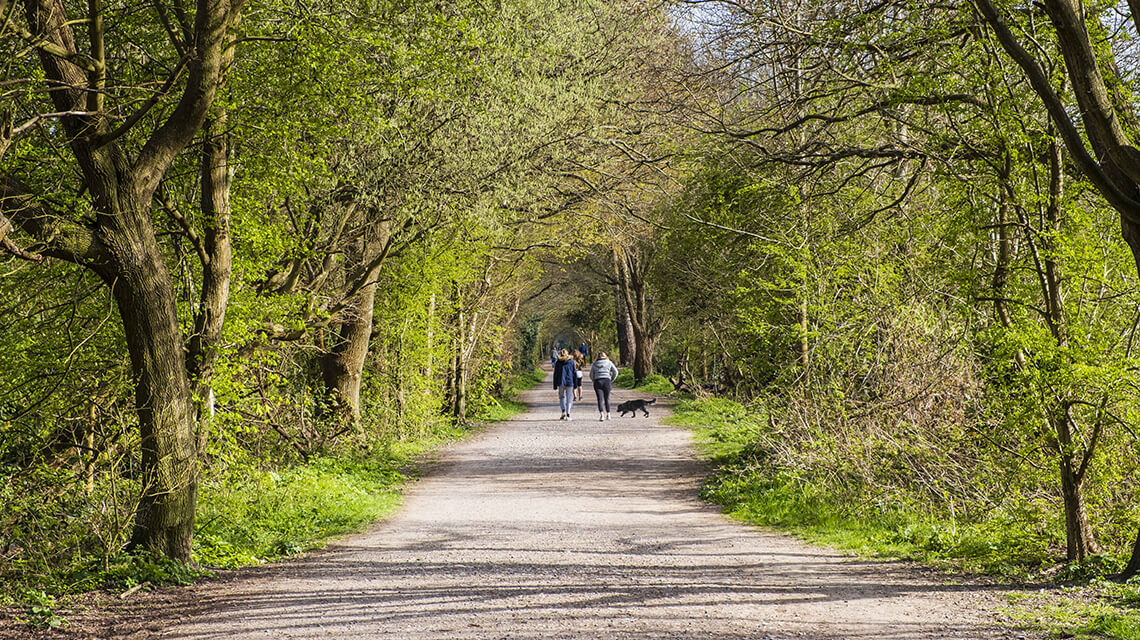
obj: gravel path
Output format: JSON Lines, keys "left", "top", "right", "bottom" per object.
{"left": 161, "top": 369, "right": 1034, "bottom": 640}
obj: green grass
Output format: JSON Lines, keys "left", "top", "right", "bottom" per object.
{"left": 613, "top": 371, "right": 674, "bottom": 394}
{"left": 197, "top": 366, "right": 547, "bottom": 569}
{"left": 666, "top": 396, "right": 1140, "bottom": 640}
{"left": 194, "top": 455, "right": 409, "bottom": 568}
{"left": 1003, "top": 580, "right": 1140, "bottom": 640}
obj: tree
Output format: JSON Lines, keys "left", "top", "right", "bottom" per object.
{"left": 1, "top": 0, "right": 241, "bottom": 560}
{"left": 614, "top": 242, "right": 665, "bottom": 384}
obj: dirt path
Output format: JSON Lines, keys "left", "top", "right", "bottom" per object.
{"left": 159, "top": 369, "right": 1034, "bottom": 640}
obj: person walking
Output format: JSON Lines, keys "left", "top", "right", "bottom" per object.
{"left": 550, "top": 344, "right": 559, "bottom": 367}
{"left": 552, "top": 348, "right": 579, "bottom": 420}
{"left": 590, "top": 352, "right": 619, "bottom": 421}
{"left": 572, "top": 350, "right": 585, "bottom": 401}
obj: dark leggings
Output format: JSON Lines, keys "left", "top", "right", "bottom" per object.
{"left": 593, "top": 378, "right": 613, "bottom": 412}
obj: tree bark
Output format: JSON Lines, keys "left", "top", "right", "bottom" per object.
{"left": 1123, "top": 530, "right": 1140, "bottom": 579}
{"left": 188, "top": 116, "right": 233, "bottom": 454}
{"left": 614, "top": 283, "right": 635, "bottom": 367}
{"left": 116, "top": 257, "right": 199, "bottom": 558}
{"left": 319, "top": 284, "right": 377, "bottom": 427}
{"left": 1055, "top": 429, "right": 1099, "bottom": 561}
{"left": 319, "top": 217, "right": 388, "bottom": 428}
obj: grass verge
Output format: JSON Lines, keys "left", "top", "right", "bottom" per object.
{"left": 194, "top": 454, "right": 412, "bottom": 568}
{"left": 666, "top": 396, "right": 1140, "bottom": 640}
{"left": 198, "top": 365, "right": 546, "bottom": 569}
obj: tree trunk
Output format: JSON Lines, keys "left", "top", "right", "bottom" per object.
{"left": 319, "top": 283, "right": 376, "bottom": 428}
{"left": 114, "top": 239, "right": 199, "bottom": 560}
{"left": 1055, "top": 423, "right": 1099, "bottom": 561}
{"left": 632, "top": 326, "right": 655, "bottom": 385}
{"left": 614, "top": 284, "right": 635, "bottom": 366}
{"left": 450, "top": 306, "right": 468, "bottom": 420}
{"left": 614, "top": 246, "right": 658, "bottom": 385}
{"left": 1123, "top": 530, "right": 1140, "bottom": 579}
{"left": 188, "top": 117, "right": 232, "bottom": 454}
{"left": 319, "top": 232, "right": 376, "bottom": 430}
{"left": 798, "top": 295, "right": 809, "bottom": 367}
{"left": 1059, "top": 470, "right": 1098, "bottom": 561}
{"left": 319, "top": 216, "right": 388, "bottom": 429}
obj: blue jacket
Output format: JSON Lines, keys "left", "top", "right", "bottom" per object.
{"left": 553, "top": 357, "right": 577, "bottom": 388}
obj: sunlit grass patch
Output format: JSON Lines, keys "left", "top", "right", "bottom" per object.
{"left": 1003, "top": 581, "right": 1140, "bottom": 640}
{"left": 195, "top": 457, "right": 405, "bottom": 568}
{"left": 474, "top": 366, "right": 544, "bottom": 423}
{"left": 614, "top": 371, "right": 673, "bottom": 394}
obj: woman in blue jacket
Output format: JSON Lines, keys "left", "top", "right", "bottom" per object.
{"left": 552, "top": 349, "right": 579, "bottom": 420}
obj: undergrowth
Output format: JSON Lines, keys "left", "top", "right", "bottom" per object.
{"left": 613, "top": 371, "right": 673, "bottom": 394}
{"left": 666, "top": 396, "right": 1140, "bottom": 640}
{"left": 2, "top": 365, "right": 546, "bottom": 626}
{"left": 194, "top": 455, "right": 410, "bottom": 568}
{"left": 475, "top": 366, "right": 544, "bottom": 423}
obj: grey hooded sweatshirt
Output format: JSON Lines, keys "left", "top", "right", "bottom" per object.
{"left": 590, "top": 357, "right": 619, "bottom": 382}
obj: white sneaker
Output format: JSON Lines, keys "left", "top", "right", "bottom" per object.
{"left": 599, "top": 413, "right": 605, "bottom": 422}
{"left": 566, "top": 414, "right": 572, "bottom": 421}
{"left": 606, "top": 412, "right": 611, "bottom": 420}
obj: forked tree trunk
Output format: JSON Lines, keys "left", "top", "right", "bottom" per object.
{"left": 1057, "top": 444, "right": 1099, "bottom": 561}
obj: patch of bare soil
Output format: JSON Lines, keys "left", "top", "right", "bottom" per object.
{"left": 4, "top": 371, "right": 1045, "bottom": 639}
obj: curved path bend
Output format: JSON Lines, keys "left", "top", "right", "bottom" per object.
{"left": 163, "top": 368, "right": 1032, "bottom": 640}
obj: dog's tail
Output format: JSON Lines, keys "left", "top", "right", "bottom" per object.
{"left": 647, "top": 398, "right": 657, "bottom": 405}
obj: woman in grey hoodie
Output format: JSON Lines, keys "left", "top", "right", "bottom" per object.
{"left": 589, "top": 352, "right": 620, "bottom": 421}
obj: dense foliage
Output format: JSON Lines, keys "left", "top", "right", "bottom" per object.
{"left": 0, "top": 0, "right": 664, "bottom": 601}
{"left": 640, "top": 0, "right": 1140, "bottom": 580}
{"left": 4, "top": 0, "right": 1140, "bottom": 634}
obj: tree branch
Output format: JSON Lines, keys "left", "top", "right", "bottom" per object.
{"left": 0, "top": 174, "right": 109, "bottom": 269}
{"left": 972, "top": 0, "right": 1140, "bottom": 224}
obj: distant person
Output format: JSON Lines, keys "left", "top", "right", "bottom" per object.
{"left": 580, "top": 342, "right": 589, "bottom": 358}
{"left": 552, "top": 348, "right": 579, "bottom": 420}
{"left": 590, "top": 352, "right": 619, "bottom": 421}
{"left": 550, "top": 345, "right": 559, "bottom": 367}
{"left": 572, "top": 350, "right": 585, "bottom": 401}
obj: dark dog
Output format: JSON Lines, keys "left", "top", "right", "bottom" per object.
{"left": 616, "top": 398, "right": 656, "bottom": 417}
